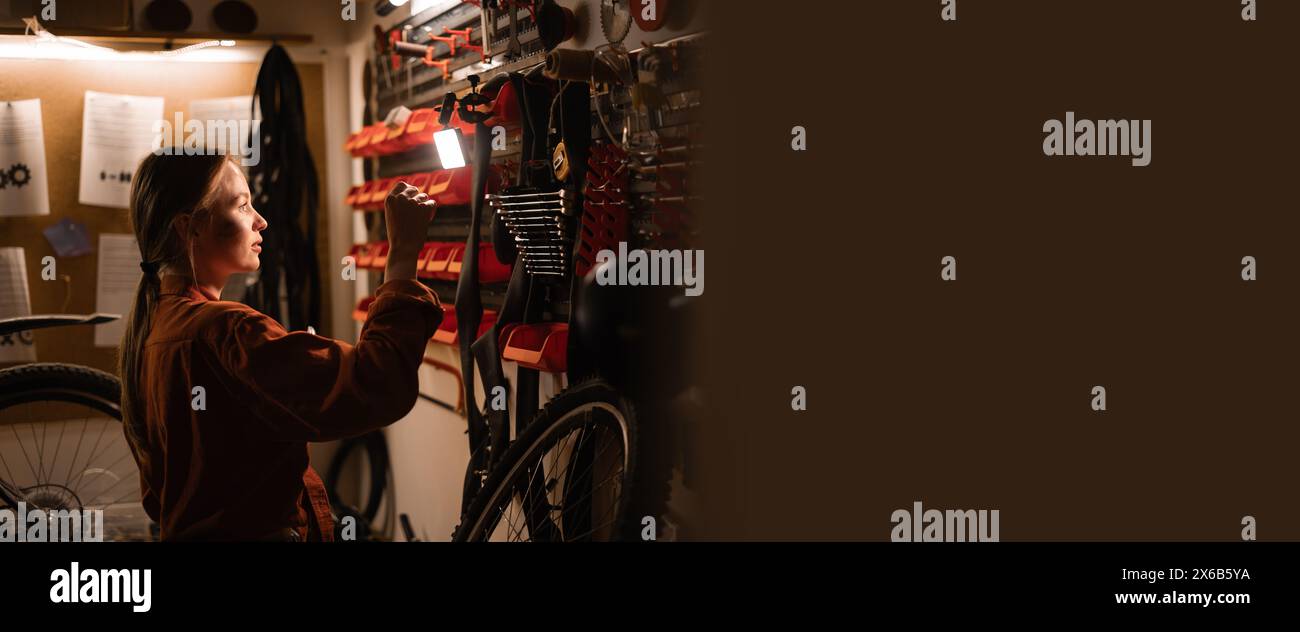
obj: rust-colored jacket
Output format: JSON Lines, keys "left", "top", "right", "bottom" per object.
{"left": 132, "top": 275, "right": 441, "bottom": 541}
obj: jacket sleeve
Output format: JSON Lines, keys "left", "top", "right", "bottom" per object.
{"left": 206, "top": 279, "right": 442, "bottom": 442}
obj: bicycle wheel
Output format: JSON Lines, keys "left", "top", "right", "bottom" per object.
{"left": 454, "top": 379, "right": 636, "bottom": 542}
{"left": 0, "top": 363, "right": 150, "bottom": 541}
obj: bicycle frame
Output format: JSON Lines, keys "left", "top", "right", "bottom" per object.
{"left": 451, "top": 73, "right": 595, "bottom": 535}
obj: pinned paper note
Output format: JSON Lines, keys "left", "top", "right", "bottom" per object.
{"left": 79, "top": 91, "right": 165, "bottom": 209}
{"left": 186, "top": 95, "right": 260, "bottom": 168}
{"left": 0, "top": 99, "right": 51, "bottom": 217}
{"left": 93, "top": 234, "right": 141, "bottom": 347}
{"left": 43, "top": 218, "right": 93, "bottom": 258}
{"left": 189, "top": 95, "right": 258, "bottom": 123}
{"left": 0, "top": 247, "right": 37, "bottom": 364}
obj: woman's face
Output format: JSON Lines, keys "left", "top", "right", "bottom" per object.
{"left": 192, "top": 161, "right": 267, "bottom": 277}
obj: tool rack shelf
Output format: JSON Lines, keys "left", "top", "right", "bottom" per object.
{"left": 357, "top": 2, "right": 705, "bottom": 315}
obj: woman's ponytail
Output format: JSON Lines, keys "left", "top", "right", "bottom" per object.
{"left": 118, "top": 152, "right": 229, "bottom": 457}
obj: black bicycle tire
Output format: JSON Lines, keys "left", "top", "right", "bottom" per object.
{"left": 453, "top": 378, "right": 637, "bottom": 542}
{"left": 324, "top": 430, "right": 388, "bottom": 525}
{"left": 0, "top": 363, "right": 121, "bottom": 418}
{"left": 0, "top": 363, "right": 124, "bottom": 510}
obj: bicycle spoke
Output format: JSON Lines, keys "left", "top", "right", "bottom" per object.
{"left": 11, "top": 417, "right": 40, "bottom": 489}
{"left": 556, "top": 422, "right": 598, "bottom": 539}
{"left": 504, "top": 496, "right": 527, "bottom": 541}
{"left": 557, "top": 430, "right": 627, "bottom": 540}
{"left": 558, "top": 426, "right": 614, "bottom": 513}
{"left": 62, "top": 417, "right": 91, "bottom": 487}
{"left": 68, "top": 419, "right": 114, "bottom": 495}
{"left": 80, "top": 452, "right": 137, "bottom": 506}
{"left": 541, "top": 426, "right": 582, "bottom": 538}
{"left": 560, "top": 468, "right": 625, "bottom": 541}
{"left": 521, "top": 423, "right": 581, "bottom": 541}
{"left": 488, "top": 423, "right": 582, "bottom": 542}
{"left": 99, "top": 477, "right": 144, "bottom": 511}
{"left": 45, "top": 412, "right": 72, "bottom": 488}
{"left": 525, "top": 423, "right": 619, "bottom": 540}
{"left": 37, "top": 402, "right": 50, "bottom": 484}
{"left": 511, "top": 499, "right": 529, "bottom": 541}
{"left": 32, "top": 403, "right": 46, "bottom": 486}
{"left": 0, "top": 436, "right": 18, "bottom": 490}
{"left": 518, "top": 465, "right": 546, "bottom": 540}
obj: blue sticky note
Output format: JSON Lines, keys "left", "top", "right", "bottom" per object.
{"left": 42, "top": 218, "right": 93, "bottom": 258}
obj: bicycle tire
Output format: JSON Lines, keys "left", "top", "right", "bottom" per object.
{"left": 454, "top": 378, "right": 637, "bottom": 542}
{"left": 0, "top": 362, "right": 150, "bottom": 540}
{"left": 324, "top": 430, "right": 388, "bottom": 527}
{"left": 0, "top": 362, "right": 121, "bottom": 417}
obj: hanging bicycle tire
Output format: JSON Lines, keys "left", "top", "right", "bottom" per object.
{"left": 324, "top": 429, "right": 389, "bottom": 537}
{"left": 454, "top": 379, "right": 636, "bottom": 542}
{"left": 0, "top": 363, "right": 151, "bottom": 541}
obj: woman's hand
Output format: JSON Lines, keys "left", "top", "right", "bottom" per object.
{"left": 383, "top": 181, "right": 436, "bottom": 281}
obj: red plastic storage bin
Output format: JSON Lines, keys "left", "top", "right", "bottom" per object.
{"left": 362, "top": 124, "right": 392, "bottom": 156}
{"left": 438, "top": 245, "right": 464, "bottom": 281}
{"left": 344, "top": 183, "right": 365, "bottom": 208}
{"left": 415, "top": 242, "right": 437, "bottom": 273}
{"left": 421, "top": 242, "right": 457, "bottom": 279}
{"left": 352, "top": 243, "right": 375, "bottom": 268}
{"left": 351, "top": 296, "right": 377, "bottom": 322}
{"left": 363, "top": 177, "right": 396, "bottom": 210}
{"left": 501, "top": 323, "right": 568, "bottom": 373}
{"left": 431, "top": 307, "right": 498, "bottom": 346}
{"left": 405, "top": 171, "right": 432, "bottom": 194}
{"left": 377, "top": 118, "right": 412, "bottom": 154}
{"left": 369, "top": 242, "right": 390, "bottom": 269}
{"left": 344, "top": 130, "right": 364, "bottom": 154}
{"left": 445, "top": 244, "right": 512, "bottom": 283}
{"left": 402, "top": 108, "right": 438, "bottom": 146}
{"left": 426, "top": 168, "right": 472, "bottom": 206}
{"left": 350, "top": 123, "right": 384, "bottom": 157}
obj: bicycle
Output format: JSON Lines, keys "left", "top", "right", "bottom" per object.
{"left": 0, "top": 313, "right": 154, "bottom": 541}
{"left": 438, "top": 64, "right": 694, "bottom": 542}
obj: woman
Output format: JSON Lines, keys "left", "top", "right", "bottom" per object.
{"left": 119, "top": 152, "right": 441, "bottom": 541}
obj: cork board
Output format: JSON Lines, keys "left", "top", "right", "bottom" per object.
{"left": 0, "top": 58, "right": 329, "bottom": 376}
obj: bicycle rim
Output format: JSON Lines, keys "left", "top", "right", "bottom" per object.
{"left": 462, "top": 399, "right": 633, "bottom": 542}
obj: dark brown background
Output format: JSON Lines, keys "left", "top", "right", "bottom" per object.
{"left": 696, "top": 0, "right": 1299, "bottom": 540}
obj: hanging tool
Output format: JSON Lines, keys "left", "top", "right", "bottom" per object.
{"left": 443, "top": 27, "right": 487, "bottom": 62}
{"left": 506, "top": 0, "right": 522, "bottom": 58}
{"left": 371, "top": 25, "right": 396, "bottom": 91}
{"left": 600, "top": 0, "right": 632, "bottom": 44}
{"left": 403, "top": 25, "right": 415, "bottom": 102}
{"left": 536, "top": 0, "right": 576, "bottom": 50}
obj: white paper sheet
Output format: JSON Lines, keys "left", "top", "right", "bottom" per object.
{"left": 79, "top": 91, "right": 165, "bottom": 209}
{"left": 188, "top": 95, "right": 259, "bottom": 129}
{"left": 188, "top": 95, "right": 259, "bottom": 166}
{"left": 0, "top": 247, "right": 37, "bottom": 363}
{"left": 0, "top": 99, "right": 51, "bottom": 217}
{"left": 93, "top": 234, "right": 141, "bottom": 347}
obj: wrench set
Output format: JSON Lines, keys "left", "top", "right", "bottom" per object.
{"left": 487, "top": 187, "right": 573, "bottom": 277}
